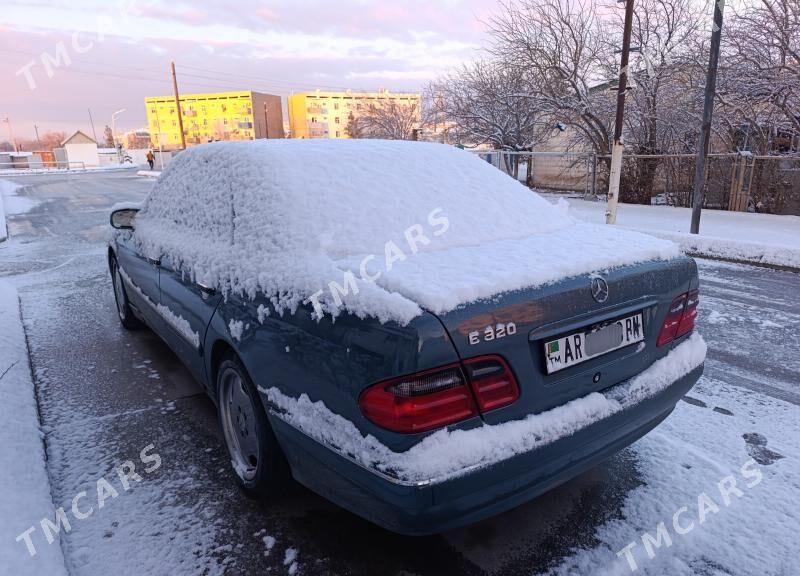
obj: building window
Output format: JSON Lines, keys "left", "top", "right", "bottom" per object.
{"left": 335, "top": 131, "right": 340, "bottom": 137}
{"left": 335, "top": 117, "right": 340, "bottom": 124}
{"left": 334, "top": 103, "right": 339, "bottom": 110}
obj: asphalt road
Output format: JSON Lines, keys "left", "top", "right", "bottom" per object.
{"left": 1, "top": 170, "right": 798, "bottom": 576}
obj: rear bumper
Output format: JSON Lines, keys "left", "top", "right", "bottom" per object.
{"left": 269, "top": 363, "right": 703, "bottom": 535}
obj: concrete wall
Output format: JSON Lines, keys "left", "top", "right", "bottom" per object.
{"left": 64, "top": 142, "right": 99, "bottom": 167}
{"left": 98, "top": 151, "right": 119, "bottom": 166}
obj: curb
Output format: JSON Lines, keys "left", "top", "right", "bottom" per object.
{"left": 0, "top": 281, "right": 69, "bottom": 575}
{"left": 0, "top": 187, "right": 7, "bottom": 243}
{"left": 689, "top": 252, "right": 800, "bottom": 273}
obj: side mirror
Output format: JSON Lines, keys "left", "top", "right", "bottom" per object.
{"left": 110, "top": 208, "right": 139, "bottom": 230}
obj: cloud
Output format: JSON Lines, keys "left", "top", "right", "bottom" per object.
{"left": 0, "top": 0, "right": 499, "bottom": 138}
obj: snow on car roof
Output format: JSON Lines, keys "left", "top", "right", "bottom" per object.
{"left": 132, "top": 140, "right": 679, "bottom": 324}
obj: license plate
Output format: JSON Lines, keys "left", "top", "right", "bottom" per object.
{"left": 544, "top": 313, "right": 644, "bottom": 374}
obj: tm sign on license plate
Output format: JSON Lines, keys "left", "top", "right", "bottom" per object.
{"left": 544, "top": 313, "right": 644, "bottom": 374}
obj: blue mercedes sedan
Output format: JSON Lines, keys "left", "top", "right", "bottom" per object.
{"left": 108, "top": 140, "right": 704, "bottom": 534}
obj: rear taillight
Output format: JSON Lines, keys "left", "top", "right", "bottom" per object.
{"left": 463, "top": 355, "right": 520, "bottom": 412}
{"left": 359, "top": 364, "right": 477, "bottom": 433}
{"left": 657, "top": 289, "right": 699, "bottom": 347}
{"left": 359, "top": 355, "right": 520, "bottom": 433}
{"left": 676, "top": 289, "right": 699, "bottom": 337}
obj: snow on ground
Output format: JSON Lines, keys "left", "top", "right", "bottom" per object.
{"left": 5, "top": 249, "right": 229, "bottom": 576}
{"left": 264, "top": 334, "right": 706, "bottom": 484}
{"left": 127, "top": 140, "right": 678, "bottom": 324}
{"left": 0, "top": 280, "right": 68, "bottom": 576}
{"left": 1, "top": 179, "right": 38, "bottom": 241}
{"left": 557, "top": 196, "right": 800, "bottom": 269}
{"left": 547, "top": 372, "right": 800, "bottom": 576}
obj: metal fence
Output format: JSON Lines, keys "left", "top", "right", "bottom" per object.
{"left": 0, "top": 160, "right": 87, "bottom": 171}
{"left": 473, "top": 150, "right": 800, "bottom": 215}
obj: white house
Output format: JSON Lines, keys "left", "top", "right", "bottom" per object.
{"left": 61, "top": 130, "right": 99, "bottom": 167}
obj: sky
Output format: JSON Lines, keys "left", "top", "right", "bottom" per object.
{"left": 0, "top": 0, "right": 500, "bottom": 140}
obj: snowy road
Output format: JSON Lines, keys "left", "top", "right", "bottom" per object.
{"left": 1, "top": 172, "right": 797, "bottom": 576}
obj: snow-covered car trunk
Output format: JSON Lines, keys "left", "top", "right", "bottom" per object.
{"left": 430, "top": 256, "right": 699, "bottom": 424}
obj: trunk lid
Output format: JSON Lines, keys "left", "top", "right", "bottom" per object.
{"left": 431, "top": 256, "right": 698, "bottom": 424}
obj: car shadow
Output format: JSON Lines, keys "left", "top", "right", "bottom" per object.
{"left": 262, "top": 449, "right": 644, "bottom": 576}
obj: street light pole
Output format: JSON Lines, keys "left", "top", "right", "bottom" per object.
{"left": 690, "top": 0, "right": 726, "bottom": 234}
{"left": 3, "top": 117, "right": 19, "bottom": 153}
{"left": 605, "top": 0, "right": 635, "bottom": 225}
{"left": 111, "top": 108, "right": 126, "bottom": 163}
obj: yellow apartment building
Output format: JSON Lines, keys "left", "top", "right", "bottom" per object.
{"left": 288, "top": 89, "right": 421, "bottom": 139}
{"left": 144, "top": 91, "right": 284, "bottom": 150}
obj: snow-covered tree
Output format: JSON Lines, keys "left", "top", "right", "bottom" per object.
{"left": 718, "top": 0, "right": 800, "bottom": 154}
{"left": 103, "top": 125, "right": 114, "bottom": 148}
{"left": 486, "top": 0, "right": 614, "bottom": 157}
{"left": 425, "top": 60, "right": 551, "bottom": 151}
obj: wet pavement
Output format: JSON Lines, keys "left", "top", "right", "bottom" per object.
{"left": 1, "top": 170, "right": 798, "bottom": 575}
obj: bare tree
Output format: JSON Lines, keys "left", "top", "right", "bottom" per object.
{"left": 345, "top": 112, "right": 365, "bottom": 139}
{"left": 349, "top": 101, "right": 420, "bottom": 140}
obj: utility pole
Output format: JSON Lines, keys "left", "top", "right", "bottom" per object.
{"left": 690, "top": 0, "right": 726, "bottom": 234}
{"left": 171, "top": 61, "right": 186, "bottom": 150}
{"left": 154, "top": 106, "right": 165, "bottom": 170}
{"left": 87, "top": 108, "right": 98, "bottom": 142}
{"left": 605, "top": 0, "right": 635, "bottom": 225}
{"left": 34, "top": 124, "right": 42, "bottom": 148}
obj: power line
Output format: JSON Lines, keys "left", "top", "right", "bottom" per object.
{"left": 177, "top": 64, "right": 373, "bottom": 92}
{"left": 0, "top": 47, "right": 422, "bottom": 94}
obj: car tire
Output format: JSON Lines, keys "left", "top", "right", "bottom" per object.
{"left": 216, "top": 354, "right": 289, "bottom": 499}
{"left": 110, "top": 255, "right": 143, "bottom": 330}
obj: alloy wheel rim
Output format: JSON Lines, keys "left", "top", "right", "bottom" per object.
{"left": 220, "top": 367, "right": 260, "bottom": 482}
{"left": 113, "top": 266, "right": 126, "bottom": 321}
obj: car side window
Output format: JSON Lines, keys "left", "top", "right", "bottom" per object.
{"left": 142, "top": 154, "right": 234, "bottom": 244}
